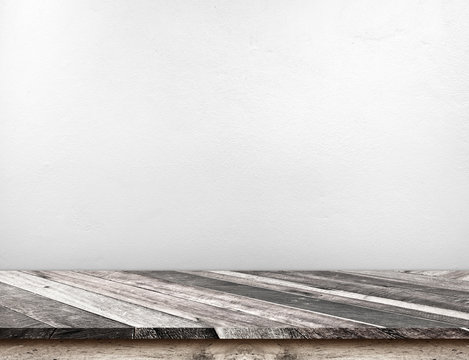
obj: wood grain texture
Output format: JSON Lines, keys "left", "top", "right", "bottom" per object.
{"left": 80, "top": 271, "right": 366, "bottom": 328}
{"left": 0, "top": 282, "right": 128, "bottom": 328}
{"left": 28, "top": 271, "right": 289, "bottom": 328}
{"left": 0, "top": 270, "right": 468, "bottom": 339}
{"left": 0, "top": 340, "right": 468, "bottom": 360}
{"left": 187, "top": 271, "right": 469, "bottom": 327}
{"left": 240, "top": 271, "right": 469, "bottom": 316}
{"left": 141, "top": 271, "right": 468, "bottom": 327}
{"left": 0, "top": 271, "right": 201, "bottom": 329}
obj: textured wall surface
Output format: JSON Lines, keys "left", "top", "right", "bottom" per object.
{"left": 1, "top": 0, "right": 468, "bottom": 269}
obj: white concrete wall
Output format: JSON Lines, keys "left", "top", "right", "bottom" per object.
{"left": 1, "top": 0, "right": 468, "bottom": 269}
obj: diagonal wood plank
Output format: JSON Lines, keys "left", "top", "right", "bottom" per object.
{"left": 0, "top": 270, "right": 468, "bottom": 340}
{"left": 80, "top": 270, "right": 368, "bottom": 328}
{"left": 191, "top": 270, "right": 469, "bottom": 327}
{"left": 0, "top": 305, "right": 50, "bottom": 328}
{"left": 408, "top": 271, "right": 469, "bottom": 282}
{"left": 245, "top": 271, "right": 469, "bottom": 315}
{"left": 182, "top": 271, "right": 468, "bottom": 327}
{"left": 0, "top": 282, "right": 128, "bottom": 328}
{"left": 0, "top": 306, "right": 56, "bottom": 340}
{"left": 343, "top": 271, "right": 469, "bottom": 292}
{"left": 29, "top": 271, "right": 289, "bottom": 328}
{"left": 299, "top": 271, "right": 469, "bottom": 299}
{"left": 137, "top": 271, "right": 460, "bottom": 328}
{"left": 0, "top": 271, "right": 202, "bottom": 328}
{"left": 236, "top": 271, "right": 469, "bottom": 320}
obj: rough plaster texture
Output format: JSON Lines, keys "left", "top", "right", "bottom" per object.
{"left": 1, "top": 0, "right": 469, "bottom": 269}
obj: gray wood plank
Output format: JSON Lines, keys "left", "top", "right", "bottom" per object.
{"left": 140, "top": 271, "right": 461, "bottom": 329}
{"left": 217, "top": 327, "right": 469, "bottom": 340}
{"left": 0, "top": 270, "right": 468, "bottom": 340}
{"left": 0, "top": 305, "right": 50, "bottom": 328}
{"left": 300, "top": 271, "right": 469, "bottom": 299}
{"left": 245, "top": 271, "right": 469, "bottom": 316}
{"left": 0, "top": 271, "right": 202, "bottom": 328}
{"left": 80, "top": 270, "right": 365, "bottom": 328}
{"left": 1, "top": 327, "right": 133, "bottom": 340}
{"left": 29, "top": 271, "right": 289, "bottom": 328}
{"left": 0, "top": 306, "right": 56, "bottom": 339}
{"left": 233, "top": 270, "right": 469, "bottom": 321}
{"left": 409, "top": 270, "right": 469, "bottom": 281}
{"left": 48, "top": 328, "right": 134, "bottom": 340}
{"left": 345, "top": 270, "right": 469, "bottom": 292}
{"left": 0, "top": 282, "right": 129, "bottom": 328}
{"left": 0, "top": 328, "right": 55, "bottom": 339}
{"left": 215, "top": 328, "right": 308, "bottom": 339}
{"left": 134, "top": 328, "right": 219, "bottom": 339}
{"left": 215, "top": 327, "right": 393, "bottom": 339}
{"left": 190, "top": 271, "right": 469, "bottom": 327}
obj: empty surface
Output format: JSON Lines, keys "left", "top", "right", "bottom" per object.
{"left": 1, "top": 0, "right": 469, "bottom": 269}
{"left": 0, "top": 270, "right": 468, "bottom": 339}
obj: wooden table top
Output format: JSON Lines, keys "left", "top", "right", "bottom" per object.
{"left": 0, "top": 270, "right": 468, "bottom": 340}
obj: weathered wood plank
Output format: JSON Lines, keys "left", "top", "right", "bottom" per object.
{"left": 215, "top": 327, "right": 391, "bottom": 339}
{"left": 218, "top": 327, "right": 469, "bottom": 340}
{"left": 134, "top": 328, "right": 219, "bottom": 339}
{"left": 0, "top": 328, "right": 54, "bottom": 340}
{"left": 0, "top": 271, "right": 468, "bottom": 340}
{"left": 189, "top": 270, "right": 469, "bottom": 327}
{"left": 0, "top": 271, "right": 201, "bottom": 328}
{"left": 29, "top": 271, "right": 288, "bottom": 328}
{"left": 409, "top": 270, "right": 469, "bottom": 281}
{"left": 300, "top": 271, "right": 469, "bottom": 298}
{"left": 245, "top": 271, "right": 469, "bottom": 315}
{"left": 0, "top": 339, "right": 468, "bottom": 360}
{"left": 48, "top": 328, "right": 135, "bottom": 340}
{"left": 80, "top": 270, "right": 366, "bottom": 329}
{"left": 344, "top": 270, "right": 469, "bottom": 292}
{"left": 0, "top": 305, "right": 49, "bottom": 328}
{"left": 0, "top": 305, "right": 54, "bottom": 339}
{"left": 142, "top": 271, "right": 461, "bottom": 328}
{"left": 0, "top": 282, "right": 128, "bottom": 328}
